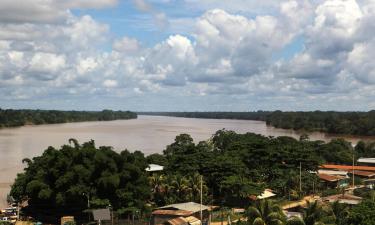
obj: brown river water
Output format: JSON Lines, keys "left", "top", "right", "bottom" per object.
{"left": 1, "top": 115, "right": 375, "bottom": 207}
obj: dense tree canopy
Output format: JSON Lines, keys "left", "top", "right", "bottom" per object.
{"left": 0, "top": 109, "right": 137, "bottom": 127}
{"left": 11, "top": 139, "right": 149, "bottom": 223}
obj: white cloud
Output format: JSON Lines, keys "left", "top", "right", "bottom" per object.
{"left": 1, "top": 0, "right": 375, "bottom": 111}
{"left": 113, "top": 37, "right": 140, "bottom": 53}
{"left": 103, "top": 79, "right": 118, "bottom": 88}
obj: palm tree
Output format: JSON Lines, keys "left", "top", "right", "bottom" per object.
{"left": 246, "top": 200, "right": 286, "bottom": 225}
{"left": 301, "top": 201, "right": 334, "bottom": 225}
{"left": 285, "top": 217, "right": 305, "bottom": 225}
{"left": 331, "top": 201, "right": 349, "bottom": 225}
{"left": 171, "top": 174, "right": 190, "bottom": 202}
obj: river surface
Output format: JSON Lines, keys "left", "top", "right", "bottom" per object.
{"left": 1, "top": 115, "right": 375, "bottom": 207}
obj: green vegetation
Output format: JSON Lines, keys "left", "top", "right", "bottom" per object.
{"left": 10, "top": 130, "right": 375, "bottom": 223}
{"left": 140, "top": 110, "right": 375, "bottom": 136}
{"left": 0, "top": 109, "right": 137, "bottom": 127}
{"left": 11, "top": 139, "right": 149, "bottom": 223}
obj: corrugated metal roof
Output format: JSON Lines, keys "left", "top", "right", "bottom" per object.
{"left": 318, "top": 169, "right": 348, "bottom": 176}
{"left": 257, "top": 189, "right": 276, "bottom": 199}
{"left": 159, "top": 202, "right": 209, "bottom": 213}
{"left": 152, "top": 210, "right": 193, "bottom": 216}
{"left": 323, "top": 194, "right": 362, "bottom": 205}
{"left": 167, "top": 217, "right": 188, "bottom": 225}
{"left": 358, "top": 158, "right": 375, "bottom": 164}
{"left": 318, "top": 173, "right": 346, "bottom": 182}
{"left": 348, "top": 170, "right": 375, "bottom": 177}
{"left": 146, "top": 164, "right": 164, "bottom": 172}
{"left": 320, "top": 164, "right": 375, "bottom": 171}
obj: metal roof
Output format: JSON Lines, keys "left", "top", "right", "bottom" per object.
{"left": 348, "top": 170, "right": 375, "bottom": 177}
{"left": 152, "top": 210, "right": 193, "bottom": 216}
{"left": 318, "top": 173, "right": 347, "bottom": 182}
{"left": 358, "top": 158, "right": 375, "bottom": 164}
{"left": 320, "top": 164, "right": 375, "bottom": 171}
{"left": 159, "top": 202, "right": 210, "bottom": 213}
{"left": 146, "top": 164, "right": 164, "bottom": 172}
{"left": 257, "top": 189, "right": 276, "bottom": 199}
{"left": 323, "top": 194, "right": 362, "bottom": 205}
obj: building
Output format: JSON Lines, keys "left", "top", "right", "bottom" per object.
{"left": 146, "top": 164, "right": 164, "bottom": 172}
{"left": 322, "top": 194, "right": 362, "bottom": 205}
{"left": 318, "top": 173, "right": 349, "bottom": 188}
{"left": 320, "top": 164, "right": 375, "bottom": 172}
{"left": 357, "top": 158, "right": 375, "bottom": 166}
{"left": 151, "top": 202, "right": 210, "bottom": 225}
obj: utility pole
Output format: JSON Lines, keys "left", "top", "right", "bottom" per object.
{"left": 200, "top": 175, "right": 203, "bottom": 222}
{"left": 299, "top": 161, "right": 302, "bottom": 192}
{"left": 352, "top": 147, "right": 355, "bottom": 188}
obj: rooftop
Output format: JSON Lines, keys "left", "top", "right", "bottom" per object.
{"left": 318, "top": 173, "right": 347, "bottom": 182}
{"left": 146, "top": 164, "right": 164, "bottom": 172}
{"left": 322, "top": 194, "right": 362, "bottom": 205}
{"left": 152, "top": 210, "right": 193, "bottom": 216}
{"left": 348, "top": 170, "right": 375, "bottom": 177}
{"left": 358, "top": 158, "right": 375, "bottom": 164}
{"left": 320, "top": 164, "right": 375, "bottom": 172}
{"left": 159, "top": 202, "right": 210, "bottom": 213}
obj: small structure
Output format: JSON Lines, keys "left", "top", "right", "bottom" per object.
{"left": 357, "top": 158, "right": 375, "bottom": 166}
{"left": 92, "top": 208, "right": 111, "bottom": 225}
{"left": 151, "top": 202, "right": 210, "bottom": 225}
{"left": 322, "top": 194, "right": 362, "bottom": 205}
{"left": 146, "top": 164, "right": 164, "bottom": 172}
{"left": 318, "top": 173, "right": 349, "bottom": 188}
{"left": 61, "top": 216, "right": 74, "bottom": 225}
{"left": 257, "top": 189, "right": 276, "bottom": 200}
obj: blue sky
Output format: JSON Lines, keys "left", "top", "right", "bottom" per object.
{"left": 0, "top": 0, "right": 374, "bottom": 111}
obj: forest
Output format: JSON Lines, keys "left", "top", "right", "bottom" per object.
{"left": 0, "top": 109, "right": 137, "bottom": 127}
{"left": 140, "top": 111, "right": 375, "bottom": 136}
{"left": 10, "top": 131, "right": 375, "bottom": 224}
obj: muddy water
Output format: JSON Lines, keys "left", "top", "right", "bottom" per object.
{"left": 1, "top": 115, "right": 374, "bottom": 207}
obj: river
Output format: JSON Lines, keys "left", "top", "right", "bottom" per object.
{"left": 1, "top": 115, "right": 375, "bottom": 207}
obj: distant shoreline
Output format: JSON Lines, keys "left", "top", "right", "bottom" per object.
{"left": 0, "top": 109, "right": 137, "bottom": 129}
{"left": 138, "top": 111, "right": 375, "bottom": 137}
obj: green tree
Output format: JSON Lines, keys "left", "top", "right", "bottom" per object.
{"left": 246, "top": 200, "right": 286, "bottom": 225}
{"left": 347, "top": 200, "right": 375, "bottom": 225}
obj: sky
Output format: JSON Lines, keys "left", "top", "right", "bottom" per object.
{"left": 0, "top": 0, "right": 374, "bottom": 111}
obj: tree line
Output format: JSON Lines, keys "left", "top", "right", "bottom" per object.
{"left": 0, "top": 109, "right": 137, "bottom": 127}
{"left": 140, "top": 110, "right": 375, "bottom": 136}
{"left": 10, "top": 131, "right": 375, "bottom": 223}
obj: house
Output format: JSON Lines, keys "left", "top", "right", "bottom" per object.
{"left": 318, "top": 173, "right": 349, "bottom": 188}
{"left": 357, "top": 158, "right": 375, "bottom": 166}
{"left": 151, "top": 202, "right": 210, "bottom": 225}
{"left": 146, "top": 164, "right": 164, "bottom": 172}
{"left": 322, "top": 194, "right": 362, "bottom": 205}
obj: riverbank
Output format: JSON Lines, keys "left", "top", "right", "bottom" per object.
{"left": 1, "top": 115, "right": 375, "bottom": 208}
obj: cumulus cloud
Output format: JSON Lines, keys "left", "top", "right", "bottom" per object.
{"left": 1, "top": 0, "right": 375, "bottom": 110}
{"left": 0, "top": 0, "right": 118, "bottom": 24}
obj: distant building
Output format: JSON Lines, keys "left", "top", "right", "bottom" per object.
{"left": 146, "top": 164, "right": 164, "bottom": 172}
{"left": 322, "top": 194, "right": 362, "bottom": 205}
{"left": 357, "top": 158, "right": 375, "bottom": 166}
{"left": 151, "top": 202, "right": 210, "bottom": 225}
{"left": 320, "top": 164, "right": 375, "bottom": 172}
{"left": 249, "top": 189, "right": 276, "bottom": 200}
{"left": 318, "top": 173, "right": 349, "bottom": 188}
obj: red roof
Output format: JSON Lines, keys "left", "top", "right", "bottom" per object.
{"left": 320, "top": 164, "right": 375, "bottom": 171}
{"left": 318, "top": 173, "right": 346, "bottom": 182}
{"left": 348, "top": 170, "right": 375, "bottom": 177}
